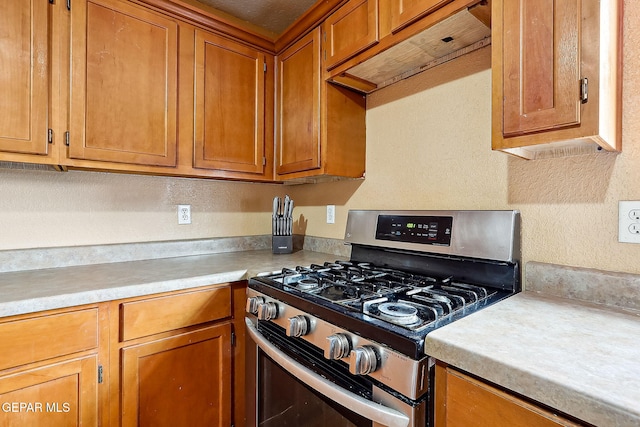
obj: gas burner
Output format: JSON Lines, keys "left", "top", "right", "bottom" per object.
{"left": 324, "top": 262, "right": 345, "bottom": 270}
{"left": 378, "top": 302, "right": 420, "bottom": 325}
{"left": 317, "top": 284, "right": 357, "bottom": 301}
{"left": 296, "top": 278, "right": 320, "bottom": 291}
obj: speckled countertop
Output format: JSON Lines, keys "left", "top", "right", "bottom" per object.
{"left": 0, "top": 247, "right": 346, "bottom": 318}
{"left": 3, "top": 239, "right": 639, "bottom": 427}
{"left": 425, "top": 261, "right": 640, "bottom": 427}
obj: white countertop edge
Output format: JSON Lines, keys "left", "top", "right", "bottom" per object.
{"left": 0, "top": 271, "right": 247, "bottom": 318}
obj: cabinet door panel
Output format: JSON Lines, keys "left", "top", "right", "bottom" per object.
{"left": 501, "top": 0, "right": 581, "bottom": 137}
{"left": 194, "top": 31, "right": 266, "bottom": 174}
{"left": 69, "top": 0, "right": 178, "bottom": 166}
{"left": 435, "top": 365, "right": 584, "bottom": 427}
{"left": 389, "top": 0, "right": 452, "bottom": 33}
{"left": 0, "top": 0, "right": 48, "bottom": 155}
{"left": 0, "top": 357, "right": 98, "bottom": 427}
{"left": 277, "top": 28, "right": 321, "bottom": 175}
{"left": 121, "top": 324, "right": 232, "bottom": 427}
{"left": 324, "top": 0, "right": 378, "bottom": 70}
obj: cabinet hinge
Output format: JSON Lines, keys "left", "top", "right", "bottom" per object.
{"left": 48, "top": 129, "right": 53, "bottom": 144}
{"left": 263, "top": 62, "right": 267, "bottom": 73}
{"left": 262, "top": 157, "right": 266, "bottom": 166}
{"left": 64, "top": 131, "right": 70, "bottom": 146}
{"left": 231, "top": 331, "right": 236, "bottom": 347}
{"left": 580, "top": 77, "right": 589, "bottom": 103}
{"left": 98, "top": 365, "right": 103, "bottom": 384}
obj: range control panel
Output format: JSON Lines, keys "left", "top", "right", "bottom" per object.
{"left": 375, "top": 215, "right": 452, "bottom": 246}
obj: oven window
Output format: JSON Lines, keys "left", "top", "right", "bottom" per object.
{"left": 258, "top": 352, "right": 371, "bottom": 427}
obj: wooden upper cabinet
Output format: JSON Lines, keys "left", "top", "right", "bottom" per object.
{"left": 193, "top": 30, "right": 267, "bottom": 175}
{"left": 276, "top": 28, "right": 321, "bottom": 175}
{"left": 69, "top": 0, "right": 179, "bottom": 167}
{"left": 323, "top": 0, "right": 379, "bottom": 70}
{"left": 0, "top": 1, "right": 49, "bottom": 155}
{"left": 501, "top": 0, "right": 581, "bottom": 137}
{"left": 492, "top": 0, "right": 623, "bottom": 158}
{"left": 388, "top": 0, "right": 453, "bottom": 33}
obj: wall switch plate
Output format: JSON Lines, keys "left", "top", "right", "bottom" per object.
{"left": 326, "top": 205, "right": 336, "bottom": 224}
{"left": 619, "top": 201, "right": 640, "bottom": 243}
{"left": 178, "top": 204, "right": 191, "bottom": 225}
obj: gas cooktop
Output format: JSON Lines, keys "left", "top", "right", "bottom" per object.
{"left": 274, "top": 261, "right": 498, "bottom": 332}
{"left": 249, "top": 210, "right": 521, "bottom": 360}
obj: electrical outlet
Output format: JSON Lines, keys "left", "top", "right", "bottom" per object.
{"left": 327, "top": 205, "right": 336, "bottom": 224}
{"left": 619, "top": 201, "right": 640, "bottom": 243}
{"left": 178, "top": 204, "right": 191, "bottom": 225}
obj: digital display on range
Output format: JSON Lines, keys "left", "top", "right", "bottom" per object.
{"left": 375, "top": 215, "right": 453, "bottom": 246}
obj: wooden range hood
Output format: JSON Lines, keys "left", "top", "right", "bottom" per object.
{"left": 329, "top": 1, "right": 492, "bottom": 94}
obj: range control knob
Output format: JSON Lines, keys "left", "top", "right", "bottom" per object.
{"left": 349, "top": 346, "right": 380, "bottom": 375}
{"left": 324, "top": 333, "right": 352, "bottom": 360}
{"left": 256, "top": 302, "right": 278, "bottom": 321}
{"left": 245, "top": 296, "right": 265, "bottom": 314}
{"left": 286, "top": 315, "right": 311, "bottom": 337}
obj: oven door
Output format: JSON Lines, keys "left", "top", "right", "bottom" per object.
{"left": 245, "top": 318, "right": 425, "bottom": 427}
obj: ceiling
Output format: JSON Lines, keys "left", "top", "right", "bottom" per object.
{"left": 193, "top": 0, "right": 318, "bottom": 35}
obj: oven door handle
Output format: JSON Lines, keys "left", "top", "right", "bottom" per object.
{"left": 245, "top": 318, "right": 410, "bottom": 427}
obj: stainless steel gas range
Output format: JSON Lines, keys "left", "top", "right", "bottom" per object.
{"left": 245, "top": 210, "right": 521, "bottom": 427}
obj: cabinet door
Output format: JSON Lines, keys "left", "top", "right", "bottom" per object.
{"left": 69, "top": 0, "right": 178, "bottom": 167}
{"left": 324, "top": 0, "right": 379, "bottom": 70}
{"left": 276, "top": 28, "right": 321, "bottom": 175}
{"left": 389, "top": 0, "right": 453, "bottom": 33}
{"left": 501, "top": 0, "right": 581, "bottom": 137}
{"left": 193, "top": 31, "right": 267, "bottom": 174}
{"left": 0, "top": 1, "right": 49, "bottom": 155}
{"left": 0, "top": 356, "right": 98, "bottom": 426}
{"left": 121, "top": 324, "right": 232, "bottom": 427}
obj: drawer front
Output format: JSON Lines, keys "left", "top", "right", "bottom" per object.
{"left": 120, "top": 285, "right": 232, "bottom": 341}
{"left": 0, "top": 308, "right": 99, "bottom": 371}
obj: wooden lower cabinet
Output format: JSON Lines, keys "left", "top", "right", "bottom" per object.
{"left": 0, "top": 282, "right": 243, "bottom": 427}
{"left": 121, "top": 324, "right": 232, "bottom": 426}
{"left": 111, "top": 283, "right": 239, "bottom": 427}
{"left": 0, "top": 305, "right": 104, "bottom": 427}
{"left": 434, "top": 362, "right": 585, "bottom": 427}
{"left": 0, "top": 356, "right": 99, "bottom": 427}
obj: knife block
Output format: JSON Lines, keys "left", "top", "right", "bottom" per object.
{"left": 272, "top": 235, "right": 293, "bottom": 254}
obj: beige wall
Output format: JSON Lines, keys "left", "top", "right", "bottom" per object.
{"left": 2, "top": 0, "right": 640, "bottom": 276}
{"left": 0, "top": 169, "right": 283, "bottom": 250}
